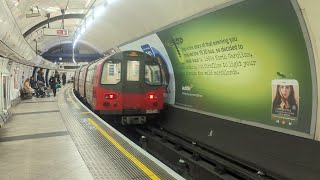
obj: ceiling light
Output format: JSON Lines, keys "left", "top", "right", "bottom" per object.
{"left": 85, "top": 0, "right": 91, "bottom": 8}
{"left": 26, "top": 13, "right": 41, "bottom": 18}
{"left": 86, "top": 17, "right": 93, "bottom": 29}
{"left": 73, "top": 58, "right": 77, "bottom": 64}
{"left": 81, "top": 26, "right": 85, "bottom": 34}
{"left": 104, "top": 0, "right": 109, "bottom": 7}
{"left": 94, "top": 6, "right": 104, "bottom": 18}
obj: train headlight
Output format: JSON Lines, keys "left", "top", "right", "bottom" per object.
{"left": 105, "top": 94, "right": 117, "bottom": 99}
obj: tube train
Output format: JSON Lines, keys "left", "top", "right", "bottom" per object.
{"left": 73, "top": 51, "right": 164, "bottom": 124}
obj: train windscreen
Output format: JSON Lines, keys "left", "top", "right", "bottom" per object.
{"left": 145, "top": 63, "right": 161, "bottom": 86}
{"left": 127, "top": 61, "right": 140, "bottom": 81}
{"left": 101, "top": 61, "right": 121, "bottom": 84}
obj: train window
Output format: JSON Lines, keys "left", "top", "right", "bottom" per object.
{"left": 127, "top": 61, "right": 140, "bottom": 81}
{"left": 101, "top": 61, "right": 121, "bottom": 84}
{"left": 145, "top": 63, "right": 161, "bottom": 86}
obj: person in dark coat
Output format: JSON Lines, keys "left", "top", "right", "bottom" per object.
{"left": 55, "top": 70, "right": 61, "bottom": 84}
{"left": 49, "top": 75, "right": 57, "bottom": 97}
{"left": 30, "top": 77, "right": 36, "bottom": 89}
{"left": 30, "top": 76, "right": 38, "bottom": 97}
{"left": 37, "top": 72, "right": 45, "bottom": 83}
{"left": 62, "top": 73, "right": 66, "bottom": 85}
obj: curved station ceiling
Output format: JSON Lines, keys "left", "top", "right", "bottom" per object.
{"left": 3, "top": 0, "right": 102, "bottom": 66}
{"left": 1, "top": 0, "right": 232, "bottom": 66}
{"left": 4, "top": 0, "right": 318, "bottom": 68}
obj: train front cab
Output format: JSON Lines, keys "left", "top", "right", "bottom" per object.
{"left": 94, "top": 52, "right": 164, "bottom": 124}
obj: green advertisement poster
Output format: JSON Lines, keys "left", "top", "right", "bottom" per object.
{"left": 157, "top": 0, "right": 314, "bottom": 135}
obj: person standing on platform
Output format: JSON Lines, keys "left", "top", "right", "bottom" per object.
{"left": 30, "top": 76, "right": 36, "bottom": 89}
{"left": 30, "top": 76, "right": 38, "bottom": 97}
{"left": 37, "top": 71, "right": 45, "bottom": 84}
{"left": 49, "top": 75, "right": 57, "bottom": 97}
{"left": 62, "top": 73, "right": 66, "bottom": 85}
{"left": 55, "top": 70, "right": 61, "bottom": 84}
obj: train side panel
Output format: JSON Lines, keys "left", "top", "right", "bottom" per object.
{"left": 73, "top": 68, "right": 79, "bottom": 92}
{"left": 73, "top": 68, "right": 79, "bottom": 90}
{"left": 87, "top": 60, "right": 104, "bottom": 110}
{"left": 78, "top": 66, "right": 88, "bottom": 98}
{"left": 74, "top": 66, "right": 83, "bottom": 93}
{"left": 85, "top": 62, "right": 98, "bottom": 107}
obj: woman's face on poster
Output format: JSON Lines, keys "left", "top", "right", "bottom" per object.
{"left": 279, "top": 85, "right": 291, "bottom": 99}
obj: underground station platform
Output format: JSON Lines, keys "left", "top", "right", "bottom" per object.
{"left": 0, "top": 86, "right": 183, "bottom": 180}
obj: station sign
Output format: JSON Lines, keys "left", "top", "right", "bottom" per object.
{"left": 43, "top": 28, "right": 69, "bottom": 37}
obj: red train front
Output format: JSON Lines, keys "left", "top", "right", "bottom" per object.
{"left": 75, "top": 51, "right": 164, "bottom": 124}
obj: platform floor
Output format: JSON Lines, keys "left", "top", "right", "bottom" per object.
{"left": 0, "top": 86, "right": 182, "bottom": 180}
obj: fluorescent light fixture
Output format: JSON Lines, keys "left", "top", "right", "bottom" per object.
{"left": 103, "top": 0, "right": 109, "bottom": 7}
{"left": 26, "top": 13, "right": 41, "bottom": 18}
{"left": 85, "top": 0, "right": 91, "bottom": 8}
{"left": 86, "top": 17, "right": 93, "bottom": 29}
{"left": 108, "top": 0, "right": 119, "bottom": 4}
{"left": 81, "top": 25, "right": 85, "bottom": 34}
{"left": 73, "top": 34, "right": 80, "bottom": 49}
{"left": 72, "top": 48, "right": 77, "bottom": 64}
{"left": 94, "top": 6, "right": 104, "bottom": 18}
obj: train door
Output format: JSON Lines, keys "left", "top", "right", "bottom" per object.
{"left": 123, "top": 60, "right": 143, "bottom": 109}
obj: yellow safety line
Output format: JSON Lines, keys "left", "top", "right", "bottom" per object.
{"left": 80, "top": 112, "right": 90, "bottom": 114}
{"left": 67, "top": 88, "right": 80, "bottom": 110}
{"left": 87, "top": 118, "right": 161, "bottom": 180}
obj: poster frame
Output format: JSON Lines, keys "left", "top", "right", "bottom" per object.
{"left": 118, "top": 0, "right": 317, "bottom": 139}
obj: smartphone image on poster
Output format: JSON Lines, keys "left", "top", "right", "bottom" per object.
{"left": 271, "top": 79, "right": 299, "bottom": 123}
